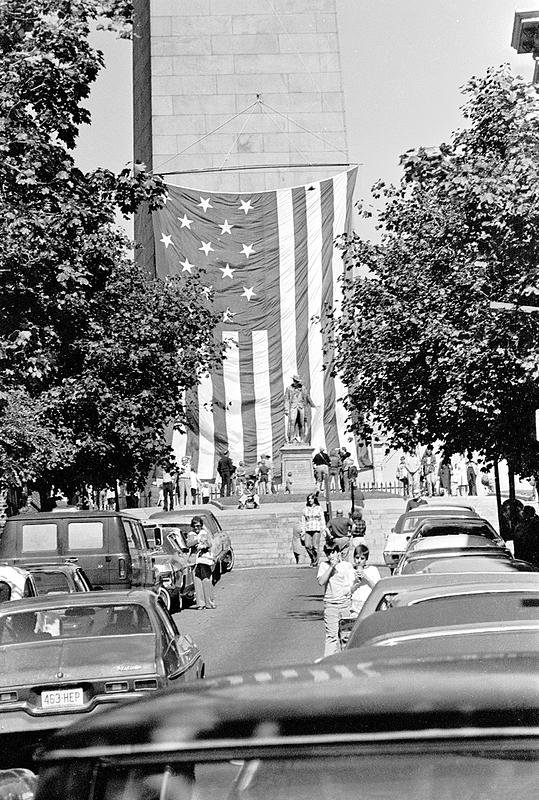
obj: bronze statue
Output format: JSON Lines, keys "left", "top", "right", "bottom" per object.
{"left": 284, "top": 375, "right": 315, "bottom": 443}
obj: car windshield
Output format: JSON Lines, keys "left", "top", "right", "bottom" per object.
{"left": 92, "top": 749, "right": 537, "bottom": 800}
{"left": 0, "top": 604, "right": 152, "bottom": 643}
{"left": 419, "top": 524, "right": 495, "bottom": 538}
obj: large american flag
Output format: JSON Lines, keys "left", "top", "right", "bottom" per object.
{"left": 153, "top": 168, "right": 362, "bottom": 479}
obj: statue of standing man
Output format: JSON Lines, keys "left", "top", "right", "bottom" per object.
{"left": 284, "top": 375, "right": 315, "bottom": 444}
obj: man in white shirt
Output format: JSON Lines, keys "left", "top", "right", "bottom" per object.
{"left": 405, "top": 451, "right": 421, "bottom": 496}
{"left": 317, "top": 544, "right": 356, "bottom": 656}
{"left": 350, "top": 544, "right": 381, "bottom": 617}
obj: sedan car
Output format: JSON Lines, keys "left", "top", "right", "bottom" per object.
{"left": 383, "top": 505, "right": 479, "bottom": 570}
{"left": 34, "top": 645, "right": 538, "bottom": 800}
{"left": 345, "top": 591, "right": 539, "bottom": 650}
{"left": 147, "top": 508, "right": 235, "bottom": 578}
{"left": 0, "top": 566, "right": 37, "bottom": 603}
{"left": 337, "top": 571, "right": 539, "bottom": 647}
{"left": 0, "top": 590, "right": 204, "bottom": 763}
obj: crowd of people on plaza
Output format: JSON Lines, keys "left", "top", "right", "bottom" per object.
{"left": 395, "top": 447, "right": 491, "bottom": 498}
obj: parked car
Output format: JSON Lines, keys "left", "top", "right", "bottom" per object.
{"left": 383, "top": 505, "right": 479, "bottom": 570}
{"left": 147, "top": 509, "right": 235, "bottom": 578}
{"left": 0, "top": 566, "right": 38, "bottom": 603}
{"left": 344, "top": 591, "right": 539, "bottom": 650}
{"left": 405, "top": 517, "right": 508, "bottom": 551}
{"left": 26, "top": 563, "right": 93, "bottom": 595}
{"left": 34, "top": 644, "right": 538, "bottom": 800}
{"left": 147, "top": 531, "right": 195, "bottom": 612}
{"left": 338, "top": 571, "right": 539, "bottom": 647}
{"left": 394, "top": 547, "right": 525, "bottom": 575}
{"left": 0, "top": 512, "right": 180, "bottom": 603}
{"left": 0, "top": 590, "right": 204, "bottom": 766}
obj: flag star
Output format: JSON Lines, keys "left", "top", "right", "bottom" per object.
{"left": 241, "top": 286, "right": 256, "bottom": 302}
{"left": 160, "top": 233, "right": 173, "bottom": 249}
{"left": 199, "top": 241, "right": 214, "bottom": 256}
{"left": 239, "top": 198, "right": 254, "bottom": 214}
{"left": 178, "top": 214, "right": 193, "bottom": 229}
{"left": 223, "top": 307, "right": 236, "bottom": 322}
{"left": 241, "top": 243, "right": 255, "bottom": 258}
{"left": 180, "top": 257, "right": 194, "bottom": 274}
{"left": 202, "top": 285, "right": 213, "bottom": 298}
{"left": 220, "top": 263, "right": 235, "bottom": 279}
{"left": 198, "top": 196, "right": 213, "bottom": 212}
{"left": 219, "top": 219, "right": 233, "bottom": 235}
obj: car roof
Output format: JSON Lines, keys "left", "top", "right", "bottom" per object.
{"left": 415, "top": 517, "right": 496, "bottom": 531}
{"left": 149, "top": 508, "right": 219, "bottom": 521}
{"left": 347, "top": 593, "right": 539, "bottom": 649}
{"left": 407, "top": 534, "right": 502, "bottom": 551}
{"left": 6, "top": 511, "right": 137, "bottom": 521}
{"left": 0, "top": 565, "right": 31, "bottom": 578}
{"left": 402, "top": 554, "right": 538, "bottom": 574}
{"left": 368, "top": 571, "right": 539, "bottom": 596}
{"left": 393, "top": 580, "right": 539, "bottom": 606}
{"left": 402, "top": 546, "right": 509, "bottom": 562}
{"left": 38, "top": 647, "right": 539, "bottom": 763}
{"left": 0, "top": 589, "right": 157, "bottom": 614}
{"left": 405, "top": 504, "right": 477, "bottom": 516}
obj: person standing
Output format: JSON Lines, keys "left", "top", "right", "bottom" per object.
{"left": 328, "top": 449, "right": 341, "bottom": 492}
{"left": 217, "top": 451, "right": 234, "bottom": 497}
{"left": 300, "top": 493, "right": 325, "bottom": 567}
{"left": 257, "top": 457, "right": 269, "bottom": 495}
{"left": 421, "top": 446, "right": 437, "bottom": 496}
{"left": 189, "top": 466, "right": 200, "bottom": 504}
{"left": 161, "top": 469, "right": 175, "bottom": 512}
{"left": 191, "top": 516, "right": 216, "bottom": 610}
{"left": 396, "top": 455, "right": 409, "bottom": 497}
{"left": 325, "top": 509, "right": 352, "bottom": 558}
{"left": 405, "top": 451, "right": 421, "bottom": 496}
{"left": 350, "top": 544, "right": 382, "bottom": 617}
{"left": 291, "top": 525, "right": 303, "bottom": 566}
{"left": 285, "top": 472, "right": 294, "bottom": 494}
{"left": 349, "top": 508, "right": 367, "bottom": 552}
{"left": 466, "top": 453, "right": 477, "bottom": 496}
{"left": 312, "top": 447, "right": 330, "bottom": 493}
{"left": 176, "top": 457, "right": 191, "bottom": 506}
{"left": 317, "top": 544, "right": 356, "bottom": 656}
{"left": 438, "top": 458, "right": 452, "bottom": 496}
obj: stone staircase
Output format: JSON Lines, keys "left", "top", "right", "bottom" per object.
{"left": 215, "top": 495, "right": 510, "bottom": 569}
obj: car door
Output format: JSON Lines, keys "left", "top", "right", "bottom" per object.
{"left": 157, "top": 605, "right": 201, "bottom": 681}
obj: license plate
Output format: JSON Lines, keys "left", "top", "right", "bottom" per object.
{"left": 41, "top": 688, "right": 84, "bottom": 708}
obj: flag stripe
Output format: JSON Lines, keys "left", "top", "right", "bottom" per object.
{"left": 239, "top": 331, "right": 257, "bottom": 471}
{"left": 197, "top": 375, "right": 215, "bottom": 480}
{"left": 306, "top": 183, "right": 325, "bottom": 451}
{"left": 277, "top": 189, "right": 298, "bottom": 387}
{"left": 252, "top": 330, "right": 273, "bottom": 463}
{"left": 222, "top": 331, "right": 243, "bottom": 466}
{"left": 320, "top": 177, "right": 339, "bottom": 454}
{"left": 293, "top": 187, "right": 311, "bottom": 396}
{"left": 331, "top": 170, "right": 352, "bottom": 454}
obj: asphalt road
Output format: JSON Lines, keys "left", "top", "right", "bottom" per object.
{"left": 173, "top": 565, "right": 326, "bottom": 675}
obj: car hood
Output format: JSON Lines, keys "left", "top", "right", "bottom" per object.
{"left": 1, "top": 636, "right": 157, "bottom": 686}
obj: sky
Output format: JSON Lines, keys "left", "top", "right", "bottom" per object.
{"left": 75, "top": 1, "right": 539, "bottom": 236}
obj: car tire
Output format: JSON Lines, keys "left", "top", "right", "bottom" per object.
{"left": 221, "top": 548, "right": 235, "bottom": 573}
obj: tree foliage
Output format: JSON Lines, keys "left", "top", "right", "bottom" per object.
{"left": 335, "top": 66, "right": 539, "bottom": 474}
{"left": 0, "top": 0, "right": 223, "bottom": 495}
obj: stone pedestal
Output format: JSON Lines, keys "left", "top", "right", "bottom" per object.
{"left": 280, "top": 443, "right": 315, "bottom": 495}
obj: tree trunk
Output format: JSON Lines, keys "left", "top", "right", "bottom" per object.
{"left": 508, "top": 462, "right": 517, "bottom": 536}
{"left": 494, "top": 461, "right": 504, "bottom": 537}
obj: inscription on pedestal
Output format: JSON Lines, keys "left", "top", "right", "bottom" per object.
{"left": 280, "top": 443, "right": 315, "bottom": 495}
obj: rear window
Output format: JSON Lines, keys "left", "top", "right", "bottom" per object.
{"left": 423, "top": 525, "right": 495, "bottom": 538}
{"left": 22, "top": 524, "right": 57, "bottom": 551}
{"left": 0, "top": 603, "right": 153, "bottom": 644}
{"left": 33, "top": 571, "right": 70, "bottom": 595}
{"left": 67, "top": 521, "right": 104, "bottom": 550}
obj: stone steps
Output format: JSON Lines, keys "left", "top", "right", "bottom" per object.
{"left": 215, "top": 496, "right": 509, "bottom": 568}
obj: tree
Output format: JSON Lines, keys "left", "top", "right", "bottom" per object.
{"left": 334, "top": 66, "right": 539, "bottom": 475}
{"left": 0, "top": 0, "right": 223, "bottom": 500}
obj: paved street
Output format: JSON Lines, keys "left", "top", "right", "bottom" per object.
{"left": 173, "top": 566, "right": 325, "bottom": 675}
